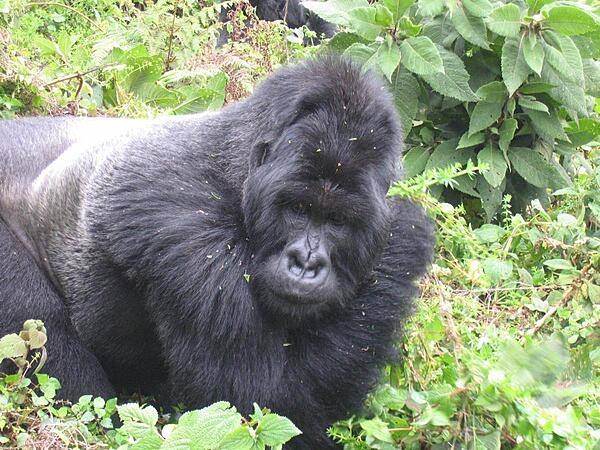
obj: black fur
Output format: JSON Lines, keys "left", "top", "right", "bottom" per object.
{"left": 0, "top": 56, "right": 433, "bottom": 448}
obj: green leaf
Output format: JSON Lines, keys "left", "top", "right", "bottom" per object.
{"left": 392, "top": 69, "right": 420, "bottom": 134}
{"left": 543, "top": 32, "right": 584, "bottom": 85}
{"left": 526, "top": 0, "right": 551, "bottom": 13}
{"left": 425, "top": 138, "right": 474, "bottom": 170}
{"left": 420, "top": 46, "right": 479, "bottom": 101}
{"left": 565, "top": 118, "right": 600, "bottom": 146}
{"left": 161, "top": 402, "right": 243, "bottom": 450}
{"left": 301, "top": 0, "right": 369, "bottom": 26}
{"left": 458, "top": 131, "right": 485, "bottom": 148}
{"left": 461, "top": 0, "right": 492, "bottom": 18}
{"left": 468, "top": 101, "right": 502, "bottom": 135}
{"left": 518, "top": 95, "right": 548, "bottom": 112}
{"left": 544, "top": 259, "right": 574, "bottom": 271}
{"left": 508, "top": 147, "right": 569, "bottom": 189}
{"left": 544, "top": 5, "right": 600, "bottom": 36}
{"left": 360, "top": 418, "right": 394, "bottom": 443}
{"left": 377, "top": 38, "right": 401, "bottom": 82}
{"left": 380, "top": 0, "right": 414, "bottom": 22}
{"left": 403, "top": 147, "right": 430, "bottom": 177}
{"left": 328, "top": 32, "right": 367, "bottom": 52}
{"left": 523, "top": 107, "right": 568, "bottom": 142}
{"left": 258, "top": 414, "right": 302, "bottom": 446}
{"left": 540, "top": 64, "right": 587, "bottom": 119}
{"left": 475, "top": 81, "right": 507, "bottom": 102}
{"left": 451, "top": 6, "right": 490, "bottom": 49}
{"left": 118, "top": 404, "right": 159, "bottom": 426}
{"left": 482, "top": 257, "right": 513, "bottom": 282}
{"left": 474, "top": 224, "right": 505, "bottom": 243}
{"left": 583, "top": 59, "right": 600, "bottom": 97}
{"left": 348, "top": 7, "right": 386, "bottom": 40}
{"left": 0, "top": 0, "right": 10, "bottom": 14}
{"left": 519, "top": 82, "right": 555, "bottom": 94}
{"left": 478, "top": 142, "right": 507, "bottom": 188}
{"left": 477, "top": 175, "right": 504, "bottom": 221}
{"left": 219, "top": 427, "right": 257, "bottom": 450}
{"left": 486, "top": 3, "right": 522, "bottom": 38}
{"left": 502, "top": 36, "right": 531, "bottom": 95}
{"left": 523, "top": 33, "right": 544, "bottom": 76}
{"left": 399, "top": 36, "right": 443, "bottom": 75}
{"left": 417, "top": 0, "right": 444, "bottom": 17}
{"left": 343, "top": 42, "right": 377, "bottom": 65}
{"left": 498, "top": 118, "right": 517, "bottom": 154}
{"left": 0, "top": 334, "right": 28, "bottom": 361}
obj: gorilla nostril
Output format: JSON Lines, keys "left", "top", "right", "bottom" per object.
{"left": 288, "top": 252, "right": 305, "bottom": 277}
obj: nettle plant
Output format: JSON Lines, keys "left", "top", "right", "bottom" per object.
{"left": 303, "top": 0, "right": 600, "bottom": 220}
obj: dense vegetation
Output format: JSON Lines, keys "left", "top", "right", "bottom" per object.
{"left": 0, "top": 0, "right": 598, "bottom": 448}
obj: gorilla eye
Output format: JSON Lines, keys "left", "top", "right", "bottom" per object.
{"left": 291, "top": 203, "right": 308, "bottom": 215}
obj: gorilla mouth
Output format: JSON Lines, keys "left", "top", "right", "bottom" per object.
{"left": 269, "top": 269, "right": 332, "bottom": 305}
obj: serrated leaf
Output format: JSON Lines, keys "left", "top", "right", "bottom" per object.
{"left": 417, "top": 0, "right": 444, "bottom": 17}
{"left": 348, "top": 7, "right": 386, "bottom": 40}
{"left": 392, "top": 69, "right": 420, "bottom": 134}
{"left": 381, "top": 0, "right": 414, "bottom": 22}
{"left": 301, "top": 0, "right": 369, "bottom": 26}
{"left": 523, "top": 107, "right": 568, "bottom": 142}
{"left": 377, "top": 38, "right": 401, "bottom": 82}
{"left": 420, "top": 46, "right": 479, "bottom": 101}
{"left": 469, "top": 101, "right": 503, "bottom": 135}
{"left": 425, "top": 138, "right": 474, "bottom": 170}
{"left": 360, "top": 418, "right": 394, "bottom": 443}
{"left": 544, "top": 5, "right": 600, "bottom": 36}
{"left": 508, "top": 147, "right": 569, "bottom": 189}
{"left": 498, "top": 118, "right": 517, "bottom": 154}
{"left": 540, "top": 64, "right": 587, "bottom": 119}
{"left": 565, "top": 118, "right": 600, "bottom": 146}
{"left": 478, "top": 142, "right": 507, "bottom": 187}
{"left": 0, "top": 334, "right": 28, "bottom": 360}
{"left": 458, "top": 131, "right": 485, "bottom": 148}
{"left": 523, "top": 33, "right": 544, "bottom": 75}
{"left": 400, "top": 36, "right": 443, "bottom": 75}
{"left": 475, "top": 81, "right": 507, "bottom": 102}
{"left": 461, "top": 0, "right": 492, "bottom": 18}
{"left": 544, "top": 259, "right": 574, "bottom": 271}
{"left": 118, "top": 404, "right": 159, "bottom": 426}
{"left": 258, "top": 414, "right": 302, "bottom": 445}
{"left": 343, "top": 42, "right": 377, "bottom": 64}
{"left": 328, "top": 32, "right": 367, "bottom": 52}
{"left": 451, "top": 6, "right": 490, "bottom": 49}
{"left": 486, "top": 3, "right": 522, "bottom": 37}
{"left": 502, "top": 36, "right": 531, "bottom": 95}
{"left": 518, "top": 95, "right": 548, "bottom": 112}
{"left": 403, "top": 147, "right": 430, "bottom": 177}
{"left": 519, "top": 82, "right": 555, "bottom": 94}
{"left": 583, "top": 59, "right": 600, "bottom": 97}
{"left": 219, "top": 427, "right": 256, "bottom": 450}
{"left": 543, "top": 32, "right": 584, "bottom": 85}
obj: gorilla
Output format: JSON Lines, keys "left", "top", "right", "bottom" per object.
{"left": 0, "top": 56, "right": 433, "bottom": 448}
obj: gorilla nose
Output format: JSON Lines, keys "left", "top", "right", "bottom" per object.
{"left": 285, "top": 245, "right": 330, "bottom": 284}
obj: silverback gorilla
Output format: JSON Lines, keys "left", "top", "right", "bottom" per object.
{"left": 0, "top": 57, "right": 433, "bottom": 448}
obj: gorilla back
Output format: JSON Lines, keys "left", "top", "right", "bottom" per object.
{"left": 0, "top": 56, "right": 433, "bottom": 448}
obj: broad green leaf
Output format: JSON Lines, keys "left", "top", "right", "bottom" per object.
{"left": 474, "top": 224, "right": 505, "bottom": 243}
{"left": 477, "top": 175, "right": 504, "bottom": 221}
{"left": 455, "top": 171, "right": 480, "bottom": 197}
{"left": 425, "top": 138, "right": 473, "bottom": 171}
{"left": 544, "top": 5, "right": 600, "bottom": 36}
{"left": 572, "top": 33, "right": 600, "bottom": 59}
{"left": 519, "top": 82, "right": 555, "bottom": 94}
{"left": 348, "top": 7, "right": 386, "bottom": 40}
{"left": 523, "top": 33, "right": 544, "bottom": 75}
{"left": 468, "top": 101, "right": 502, "bottom": 135}
{"left": 482, "top": 257, "right": 513, "bottom": 282}
{"left": 399, "top": 36, "right": 443, "bottom": 75}
{"left": 0, "top": 334, "right": 27, "bottom": 360}
{"left": 118, "top": 404, "right": 159, "bottom": 426}
{"left": 475, "top": 81, "right": 507, "bottom": 102}
{"left": 422, "top": 16, "right": 460, "bottom": 45}
{"left": 417, "top": 0, "right": 444, "bottom": 17}
{"left": 403, "top": 147, "right": 431, "bottom": 177}
{"left": 392, "top": 69, "right": 420, "bottom": 134}
{"left": 458, "top": 131, "right": 485, "bottom": 148}
{"left": 360, "top": 418, "right": 394, "bottom": 443}
{"left": 523, "top": 107, "right": 568, "bottom": 142}
{"left": 328, "top": 32, "right": 367, "bottom": 52}
{"left": 508, "top": 147, "right": 569, "bottom": 189}
{"left": 518, "top": 95, "right": 548, "bottom": 112}
{"left": 540, "top": 64, "right": 587, "bottom": 119}
{"left": 420, "top": 46, "right": 479, "bottom": 101}
{"left": 565, "top": 118, "right": 600, "bottom": 146}
{"left": 301, "top": 0, "right": 369, "bottom": 26}
{"left": 478, "top": 142, "right": 507, "bottom": 188}
{"left": 502, "top": 36, "right": 530, "bottom": 95}
{"left": 461, "top": 0, "right": 492, "bottom": 18}
{"left": 543, "top": 32, "right": 584, "bottom": 85}
{"left": 583, "top": 59, "right": 600, "bottom": 97}
{"left": 377, "top": 38, "right": 401, "bottom": 82}
{"left": 219, "top": 427, "right": 256, "bottom": 450}
{"left": 161, "top": 402, "right": 243, "bottom": 450}
{"left": 544, "top": 259, "right": 574, "bottom": 271}
{"left": 526, "top": 0, "right": 551, "bottom": 13}
{"left": 498, "top": 118, "right": 517, "bottom": 154}
{"left": 343, "top": 42, "right": 377, "bottom": 65}
{"left": 258, "top": 414, "right": 302, "bottom": 446}
{"left": 486, "top": 3, "right": 522, "bottom": 37}
{"left": 380, "top": 0, "right": 414, "bottom": 22}
{"left": 451, "top": 6, "right": 490, "bottom": 49}
{"left": 397, "top": 16, "right": 422, "bottom": 36}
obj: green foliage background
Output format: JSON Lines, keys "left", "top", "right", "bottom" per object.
{"left": 0, "top": 0, "right": 599, "bottom": 448}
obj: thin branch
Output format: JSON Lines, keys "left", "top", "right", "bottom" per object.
{"left": 42, "top": 64, "right": 117, "bottom": 88}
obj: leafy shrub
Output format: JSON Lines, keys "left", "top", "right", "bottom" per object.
{"left": 304, "top": 0, "right": 600, "bottom": 221}
{"left": 0, "top": 322, "right": 301, "bottom": 449}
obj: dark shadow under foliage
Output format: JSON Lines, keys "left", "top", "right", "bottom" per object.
{"left": 0, "top": 56, "right": 433, "bottom": 448}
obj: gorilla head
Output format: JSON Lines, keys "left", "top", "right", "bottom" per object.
{"left": 242, "top": 59, "right": 402, "bottom": 319}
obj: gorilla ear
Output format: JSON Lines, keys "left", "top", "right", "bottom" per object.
{"left": 249, "top": 141, "right": 271, "bottom": 170}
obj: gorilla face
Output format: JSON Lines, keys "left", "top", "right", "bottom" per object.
{"left": 242, "top": 92, "right": 400, "bottom": 319}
